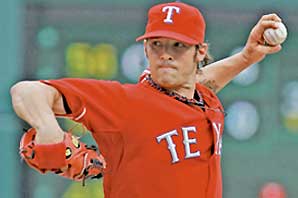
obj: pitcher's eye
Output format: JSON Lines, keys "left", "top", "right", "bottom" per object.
{"left": 152, "top": 41, "right": 161, "bottom": 46}
{"left": 174, "top": 42, "right": 186, "bottom": 48}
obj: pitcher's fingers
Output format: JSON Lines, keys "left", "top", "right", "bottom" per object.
{"left": 251, "top": 20, "right": 281, "bottom": 40}
{"left": 256, "top": 44, "right": 282, "bottom": 54}
{"left": 260, "top": 13, "right": 282, "bottom": 22}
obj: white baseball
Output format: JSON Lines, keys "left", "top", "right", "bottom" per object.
{"left": 263, "top": 22, "right": 287, "bottom": 46}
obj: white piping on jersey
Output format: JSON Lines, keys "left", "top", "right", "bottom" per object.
{"left": 140, "top": 69, "right": 151, "bottom": 83}
{"left": 74, "top": 107, "right": 87, "bottom": 121}
{"left": 42, "top": 80, "right": 87, "bottom": 121}
{"left": 55, "top": 107, "right": 87, "bottom": 120}
{"left": 143, "top": 69, "right": 150, "bottom": 74}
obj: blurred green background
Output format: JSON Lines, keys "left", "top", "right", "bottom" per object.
{"left": 1, "top": 0, "right": 298, "bottom": 197}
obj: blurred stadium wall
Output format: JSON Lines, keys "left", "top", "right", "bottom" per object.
{"left": 0, "top": 1, "right": 23, "bottom": 198}
{"left": 2, "top": 0, "right": 298, "bottom": 197}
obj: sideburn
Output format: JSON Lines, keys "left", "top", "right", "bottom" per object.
{"left": 194, "top": 45, "right": 200, "bottom": 68}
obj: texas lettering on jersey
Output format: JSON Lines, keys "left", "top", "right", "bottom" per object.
{"left": 156, "top": 122, "right": 222, "bottom": 164}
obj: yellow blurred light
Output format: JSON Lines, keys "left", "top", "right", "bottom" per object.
{"left": 65, "top": 42, "right": 118, "bottom": 79}
{"left": 66, "top": 43, "right": 91, "bottom": 77}
{"left": 63, "top": 180, "right": 104, "bottom": 198}
{"left": 283, "top": 114, "right": 298, "bottom": 133}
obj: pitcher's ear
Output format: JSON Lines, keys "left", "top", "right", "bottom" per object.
{"left": 195, "top": 43, "right": 208, "bottom": 63}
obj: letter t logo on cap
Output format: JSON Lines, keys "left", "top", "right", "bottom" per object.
{"left": 162, "top": 6, "right": 180, "bottom": 24}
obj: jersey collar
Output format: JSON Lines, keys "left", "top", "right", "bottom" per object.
{"left": 143, "top": 75, "right": 205, "bottom": 107}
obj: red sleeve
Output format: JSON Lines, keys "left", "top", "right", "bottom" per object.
{"left": 40, "top": 78, "right": 127, "bottom": 133}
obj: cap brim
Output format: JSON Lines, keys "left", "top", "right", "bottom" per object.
{"left": 136, "top": 30, "right": 199, "bottom": 45}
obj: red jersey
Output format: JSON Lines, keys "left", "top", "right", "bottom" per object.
{"left": 42, "top": 77, "right": 224, "bottom": 198}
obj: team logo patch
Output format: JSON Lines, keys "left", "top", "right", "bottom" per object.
{"left": 162, "top": 6, "right": 180, "bottom": 24}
